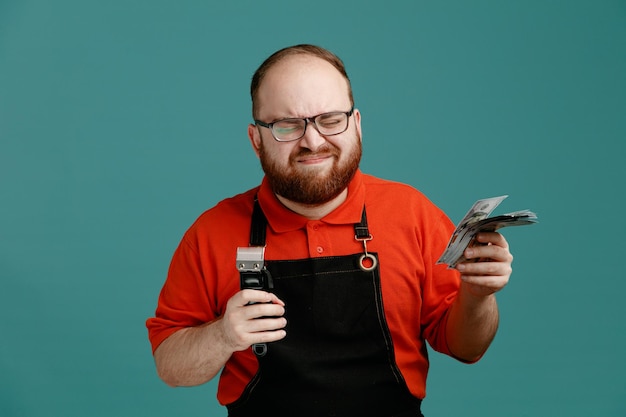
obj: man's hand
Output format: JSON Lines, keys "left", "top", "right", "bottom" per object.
{"left": 445, "top": 232, "right": 513, "bottom": 361}
{"left": 154, "top": 290, "right": 286, "bottom": 387}
{"left": 455, "top": 231, "right": 513, "bottom": 297}
{"left": 219, "top": 290, "right": 287, "bottom": 352}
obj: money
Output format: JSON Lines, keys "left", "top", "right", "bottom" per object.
{"left": 437, "top": 195, "right": 538, "bottom": 268}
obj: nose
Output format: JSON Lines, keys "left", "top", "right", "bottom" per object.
{"left": 298, "top": 119, "right": 327, "bottom": 151}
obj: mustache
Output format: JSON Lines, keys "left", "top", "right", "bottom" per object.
{"left": 291, "top": 144, "right": 339, "bottom": 160}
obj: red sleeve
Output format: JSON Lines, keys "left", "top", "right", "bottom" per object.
{"left": 418, "top": 209, "right": 481, "bottom": 364}
{"left": 146, "top": 190, "right": 256, "bottom": 355}
{"left": 417, "top": 209, "right": 461, "bottom": 355}
{"left": 146, "top": 234, "right": 215, "bottom": 353}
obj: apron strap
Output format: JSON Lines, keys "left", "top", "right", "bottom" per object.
{"left": 354, "top": 206, "right": 370, "bottom": 239}
{"left": 250, "top": 197, "right": 267, "bottom": 247}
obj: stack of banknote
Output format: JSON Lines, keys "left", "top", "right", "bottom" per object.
{"left": 437, "top": 195, "right": 538, "bottom": 268}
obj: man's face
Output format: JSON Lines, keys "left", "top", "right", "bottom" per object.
{"left": 248, "top": 55, "right": 363, "bottom": 205}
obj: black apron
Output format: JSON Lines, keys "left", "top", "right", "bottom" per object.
{"left": 228, "top": 201, "right": 423, "bottom": 417}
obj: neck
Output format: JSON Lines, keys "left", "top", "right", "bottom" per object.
{"left": 275, "top": 188, "right": 348, "bottom": 220}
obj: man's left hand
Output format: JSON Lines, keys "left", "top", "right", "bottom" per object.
{"left": 455, "top": 232, "right": 513, "bottom": 297}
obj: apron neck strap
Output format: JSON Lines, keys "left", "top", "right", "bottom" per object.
{"left": 354, "top": 206, "right": 370, "bottom": 240}
{"left": 250, "top": 197, "right": 267, "bottom": 246}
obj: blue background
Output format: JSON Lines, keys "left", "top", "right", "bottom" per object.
{"left": 1, "top": 1, "right": 625, "bottom": 416}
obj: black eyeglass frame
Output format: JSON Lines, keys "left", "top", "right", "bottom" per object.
{"left": 254, "top": 107, "right": 355, "bottom": 142}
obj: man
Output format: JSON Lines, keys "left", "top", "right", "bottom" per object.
{"left": 146, "top": 44, "right": 513, "bottom": 417}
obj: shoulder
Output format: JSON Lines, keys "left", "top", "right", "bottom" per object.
{"left": 183, "top": 186, "right": 259, "bottom": 243}
{"left": 200, "top": 187, "right": 258, "bottom": 219}
{"left": 361, "top": 173, "right": 446, "bottom": 217}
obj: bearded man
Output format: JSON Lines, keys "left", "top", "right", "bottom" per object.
{"left": 146, "top": 44, "right": 514, "bottom": 417}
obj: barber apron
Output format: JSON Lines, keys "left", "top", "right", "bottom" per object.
{"left": 227, "top": 200, "right": 423, "bottom": 417}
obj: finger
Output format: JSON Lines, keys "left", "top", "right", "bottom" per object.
{"left": 250, "top": 328, "right": 287, "bottom": 345}
{"left": 457, "top": 259, "right": 512, "bottom": 277}
{"left": 464, "top": 244, "right": 513, "bottom": 264}
{"left": 247, "top": 316, "right": 288, "bottom": 334}
{"left": 243, "top": 302, "right": 286, "bottom": 321}
{"left": 239, "top": 289, "right": 285, "bottom": 306}
{"left": 244, "top": 317, "right": 288, "bottom": 347}
{"left": 474, "top": 231, "right": 509, "bottom": 249}
{"left": 461, "top": 275, "right": 509, "bottom": 293}
{"left": 228, "top": 324, "right": 287, "bottom": 351}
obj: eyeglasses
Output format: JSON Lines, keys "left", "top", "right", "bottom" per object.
{"left": 255, "top": 107, "right": 354, "bottom": 142}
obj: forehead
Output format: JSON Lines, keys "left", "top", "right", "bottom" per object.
{"left": 256, "top": 55, "right": 351, "bottom": 118}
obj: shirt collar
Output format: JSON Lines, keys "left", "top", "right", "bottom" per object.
{"left": 257, "top": 170, "right": 366, "bottom": 234}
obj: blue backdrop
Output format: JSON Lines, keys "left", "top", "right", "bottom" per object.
{"left": 1, "top": 1, "right": 625, "bottom": 416}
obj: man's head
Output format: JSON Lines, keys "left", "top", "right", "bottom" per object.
{"left": 247, "top": 44, "right": 362, "bottom": 206}
{"left": 250, "top": 44, "right": 354, "bottom": 120}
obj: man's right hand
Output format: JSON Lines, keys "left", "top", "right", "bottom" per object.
{"left": 219, "top": 289, "right": 287, "bottom": 352}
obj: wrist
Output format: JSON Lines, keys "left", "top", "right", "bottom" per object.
{"left": 459, "top": 281, "right": 497, "bottom": 306}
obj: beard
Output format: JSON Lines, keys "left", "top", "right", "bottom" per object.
{"left": 259, "top": 134, "right": 362, "bottom": 205}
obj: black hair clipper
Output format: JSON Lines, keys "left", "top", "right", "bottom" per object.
{"left": 236, "top": 247, "right": 273, "bottom": 356}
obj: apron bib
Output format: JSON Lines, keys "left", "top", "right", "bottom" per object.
{"left": 228, "top": 201, "right": 423, "bottom": 417}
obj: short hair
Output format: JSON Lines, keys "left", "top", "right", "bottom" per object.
{"left": 250, "top": 44, "right": 354, "bottom": 118}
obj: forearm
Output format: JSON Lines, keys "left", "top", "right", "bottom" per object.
{"left": 445, "top": 282, "right": 499, "bottom": 362}
{"left": 154, "top": 318, "right": 233, "bottom": 387}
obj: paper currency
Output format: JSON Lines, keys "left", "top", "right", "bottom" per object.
{"left": 437, "top": 195, "right": 538, "bottom": 268}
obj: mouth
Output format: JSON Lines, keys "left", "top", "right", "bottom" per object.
{"left": 297, "top": 153, "right": 334, "bottom": 165}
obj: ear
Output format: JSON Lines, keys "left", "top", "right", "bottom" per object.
{"left": 353, "top": 108, "right": 362, "bottom": 142}
{"left": 248, "top": 123, "right": 262, "bottom": 157}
